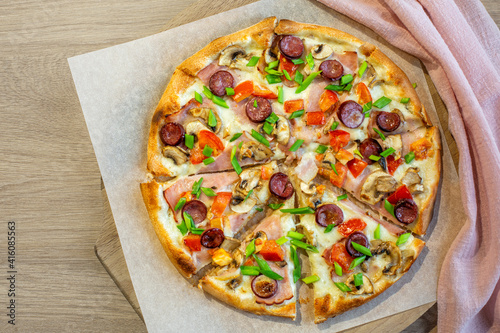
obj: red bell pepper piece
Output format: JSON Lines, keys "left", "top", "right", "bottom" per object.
{"left": 319, "top": 89, "right": 339, "bottom": 112}
{"left": 329, "top": 130, "right": 350, "bottom": 152}
{"left": 387, "top": 185, "right": 413, "bottom": 205}
{"left": 259, "top": 240, "right": 285, "bottom": 261}
{"left": 233, "top": 81, "right": 254, "bottom": 102}
{"left": 328, "top": 243, "right": 353, "bottom": 272}
{"left": 347, "top": 158, "right": 368, "bottom": 178}
{"left": 183, "top": 234, "right": 202, "bottom": 252}
{"left": 306, "top": 111, "right": 326, "bottom": 126}
{"left": 386, "top": 155, "right": 403, "bottom": 175}
{"left": 253, "top": 85, "right": 278, "bottom": 99}
{"left": 355, "top": 82, "right": 372, "bottom": 105}
{"left": 198, "top": 130, "right": 225, "bottom": 155}
{"left": 337, "top": 218, "right": 367, "bottom": 237}
{"left": 210, "top": 192, "right": 232, "bottom": 218}
{"left": 284, "top": 99, "right": 304, "bottom": 113}
{"left": 330, "top": 162, "right": 348, "bottom": 188}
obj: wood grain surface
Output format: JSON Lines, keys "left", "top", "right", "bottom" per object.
{"left": 0, "top": 0, "right": 497, "bottom": 332}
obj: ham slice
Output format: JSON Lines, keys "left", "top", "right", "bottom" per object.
{"left": 305, "top": 80, "right": 329, "bottom": 112}
{"left": 255, "top": 265, "right": 294, "bottom": 305}
{"left": 253, "top": 213, "right": 282, "bottom": 240}
{"left": 197, "top": 61, "right": 239, "bottom": 85}
{"left": 337, "top": 51, "right": 358, "bottom": 74}
{"left": 192, "top": 248, "right": 213, "bottom": 270}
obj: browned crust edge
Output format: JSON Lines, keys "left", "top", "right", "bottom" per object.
{"left": 314, "top": 238, "right": 426, "bottom": 324}
{"left": 199, "top": 276, "right": 296, "bottom": 319}
{"left": 140, "top": 181, "right": 196, "bottom": 278}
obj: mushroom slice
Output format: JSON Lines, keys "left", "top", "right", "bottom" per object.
{"left": 219, "top": 45, "right": 246, "bottom": 67}
{"left": 375, "top": 175, "right": 398, "bottom": 193}
{"left": 221, "top": 237, "right": 241, "bottom": 252}
{"left": 188, "top": 107, "right": 222, "bottom": 134}
{"left": 402, "top": 167, "right": 422, "bottom": 187}
{"left": 230, "top": 168, "right": 261, "bottom": 213}
{"left": 382, "top": 134, "right": 403, "bottom": 160}
{"left": 226, "top": 275, "right": 243, "bottom": 290}
{"left": 346, "top": 274, "right": 374, "bottom": 295}
{"left": 370, "top": 240, "right": 402, "bottom": 275}
{"left": 311, "top": 44, "right": 333, "bottom": 60}
{"left": 230, "top": 197, "right": 256, "bottom": 214}
{"left": 185, "top": 120, "right": 210, "bottom": 137}
{"left": 276, "top": 116, "right": 290, "bottom": 145}
{"left": 300, "top": 182, "right": 316, "bottom": 195}
{"left": 162, "top": 146, "right": 188, "bottom": 165}
{"left": 399, "top": 249, "right": 416, "bottom": 273}
{"left": 253, "top": 231, "right": 268, "bottom": 253}
{"left": 359, "top": 170, "right": 388, "bottom": 205}
{"left": 321, "top": 148, "right": 336, "bottom": 169}
{"left": 409, "top": 183, "right": 425, "bottom": 195}
{"left": 239, "top": 141, "right": 273, "bottom": 161}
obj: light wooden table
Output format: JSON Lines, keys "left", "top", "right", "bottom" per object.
{"left": 1, "top": 1, "right": 497, "bottom": 332}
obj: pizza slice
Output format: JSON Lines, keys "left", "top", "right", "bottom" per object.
{"left": 140, "top": 162, "right": 281, "bottom": 278}
{"left": 199, "top": 190, "right": 298, "bottom": 319}
{"left": 292, "top": 179, "right": 425, "bottom": 323}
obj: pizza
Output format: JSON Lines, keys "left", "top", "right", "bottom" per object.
{"left": 140, "top": 17, "right": 441, "bottom": 323}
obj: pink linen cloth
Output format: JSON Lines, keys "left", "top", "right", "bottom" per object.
{"left": 316, "top": 0, "right": 500, "bottom": 331}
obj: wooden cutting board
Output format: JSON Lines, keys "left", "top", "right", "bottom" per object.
{"left": 95, "top": 0, "right": 458, "bottom": 331}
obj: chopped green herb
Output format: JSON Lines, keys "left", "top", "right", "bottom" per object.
{"left": 212, "top": 95, "right": 229, "bottom": 108}
{"left": 253, "top": 254, "right": 284, "bottom": 280}
{"left": 192, "top": 178, "right": 203, "bottom": 197}
{"left": 349, "top": 255, "right": 366, "bottom": 270}
{"left": 244, "top": 189, "right": 254, "bottom": 202}
{"left": 251, "top": 129, "right": 270, "bottom": 147}
{"left": 276, "top": 236, "right": 288, "bottom": 245}
{"left": 174, "top": 197, "right": 186, "bottom": 211}
{"left": 265, "top": 68, "right": 283, "bottom": 76}
{"left": 203, "top": 157, "right": 215, "bottom": 165}
{"left": 373, "top": 128, "right": 386, "bottom": 140}
{"left": 334, "top": 282, "right": 352, "bottom": 292}
{"left": 201, "top": 187, "right": 217, "bottom": 197}
{"left": 253, "top": 99, "right": 258, "bottom": 108}
{"left": 364, "top": 112, "right": 370, "bottom": 118}
{"left": 208, "top": 109, "right": 217, "bottom": 128}
{"left": 278, "top": 86, "right": 284, "bottom": 104}
{"left": 294, "top": 71, "right": 304, "bottom": 85}
{"left": 289, "top": 109, "right": 304, "bottom": 120}
{"left": 306, "top": 52, "right": 315, "bottom": 69}
{"left": 289, "top": 139, "right": 304, "bottom": 152}
{"left": 325, "top": 84, "right": 344, "bottom": 91}
{"left": 281, "top": 207, "right": 315, "bottom": 215}
{"left": 255, "top": 207, "right": 263, "bottom": 212}
{"left": 384, "top": 199, "right": 395, "bottom": 217}
{"left": 340, "top": 74, "right": 353, "bottom": 85}
{"left": 263, "top": 121, "right": 274, "bottom": 135}
{"left": 369, "top": 155, "right": 381, "bottom": 162}
{"left": 396, "top": 233, "right": 412, "bottom": 246}
{"left": 194, "top": 91, "right": 203, "bottom": 104}
{"left": 203, "top": 85, "right": 213, "bottom": 99}
{"left": 183, "top": 212, "right": 195, "bottom": 231}
{"left": 400, "top": 97, "right": 410, "bottom": 104}
{"left": 343, "top": 84, "right": 353, "bottom": 91}
{"left": 231, "top": 145, "right": 242, "bottom": 175}
{"left": 290, "top": 245, "right": 301, "bottom": 283}
{"left": 334, "top": 262, "right": 343, "bottom": 276}
{"left": 240, "top": 265, "right": 260, "bottom": 276}
{"left": 268, "top": 59, "right": 279, "bottom": 69}
{"left": 374, "top": 224, "right": 381, "bottom": 240}
{"left": 380, "top": 147, "right": 395, "bottom": 157}
{"left": 354, "top": 273, "right": 364, "bottom": 287}
{"left": 225, "top": 87, "right": 235, "bottom": 96}
{"left": 265, "top": 74, "right": 282, "bottom": 84}
{"left": 296, "top": 71, "right": 322, "bottom": 94}
{"left": 203, "top": 145, "right": 213, "bottom": 157}
{"left": 292, "top": 58, "right": 305, "bottom": 65}
{"left": 358, "top": 61, "right": 368, "bottom": 77}
{"left": 373, "top": 96, "right": 392, "bottom": 109}
{"left": 331, "top": 163, "right": 339, "bottom": 176}
{"left": 363, "top": 101, "right": 372, "bottom": 113}
{"left": 287, "top": 231, "right": 305, "bottom": 240}
{"left": 405, "top": 151, "right": 415, "bottom": 164}
{"left": 246, "top": 240, "right": 256, "bottom": 258}
{"left": 185, "top": 134, "right": 194, "bottom": 149}
{"left": 229, "top": 132, "right": 242, "bottom": 142}
{"left": 331, "top": 121, "right": 339, "bottom": 130}
{"left": 316, "top": 145, "right": 328, "bottom": 154}
{"left": 412, "top": 82, "right": 418, "bottom": 89}
{"left": 354, "top": 149, "right": 363, "bottom": 158}
{"left": 302, "top": 275, "right": 320, "bottom": 284}
{"left": 190, "top": 228, "right": 205, "bottom": 235}
{"left": 269, "top": 203, "right": 284, "bottom": 210}
{"left": 246, "top": 56, "right": 260, "bottom": 67}
{"left": 324, "top": 224, "right": 335, "bottom": 233}
{"left": 337, "top": 194, "right": 348, "bottom": 201}
{"left": 266, "top": 112, "right": 279, "bottom": 124}
{"left": 290, "top": 239, "right": 319, "bottom": 253}
{"left": 351, "top": 242, "right": 372, "bottom": 257}
{"left": 177, "top": 220, "right": 188, "bottom": 235}
{"left": 283, "top": 69, "right": 291, "bottom": 81}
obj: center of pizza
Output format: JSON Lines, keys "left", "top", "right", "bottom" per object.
{"left": 141, "top": 17, "right": 441, "bottom": 323}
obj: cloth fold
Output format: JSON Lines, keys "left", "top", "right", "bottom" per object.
{"left": 315, "top": 0, "right": 500, "bottom": 331}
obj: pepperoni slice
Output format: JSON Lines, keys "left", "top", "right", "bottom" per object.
{"left": 377, "top": 111, "right": 401, "bottom": 132}
{"left": 246, "top": 96, "right": 272, "bottom": 123}
{"left": 337, "top": 101, "right": 364, "bottom": 128}
{"left": 345, "top": 231, "right": 369, "bottom": 257}
{"left": 160, "top": 122, "right": 185, "bottom": 146}
{"left": 315, "top": 204, "right": 344, "bottom": 227}
{"left": 359, "top": 138, "right": 383, "bottom": 165}
{"left": 181, "top": 200, "right": 207, "bottom": 225}
{"left": 319, "top": 60, "right": 344, "bottom": 81}
{"left": 200, "top": 228, "right": 225, "bottom": 248}
{"left": 394, "top": 199, "right": 418, "bottom": 224}
{"left": 209, "top": 71, "right": 234, "bottom": 97}
{"left": 269, "top": 172, "right": 294, "bottom": 200}
{"left": 278, "top": 35, "right": 304, "bottom": 59}
{"left": 251, "top": 275, "right": 278, "bottom": 298}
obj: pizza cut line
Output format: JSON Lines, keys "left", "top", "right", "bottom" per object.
{"left": 140, "top": 17, "right": 441, "bottom": 323}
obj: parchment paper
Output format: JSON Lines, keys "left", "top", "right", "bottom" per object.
{"left": 68, "top": 0, "right": 466, "bottom": 331}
